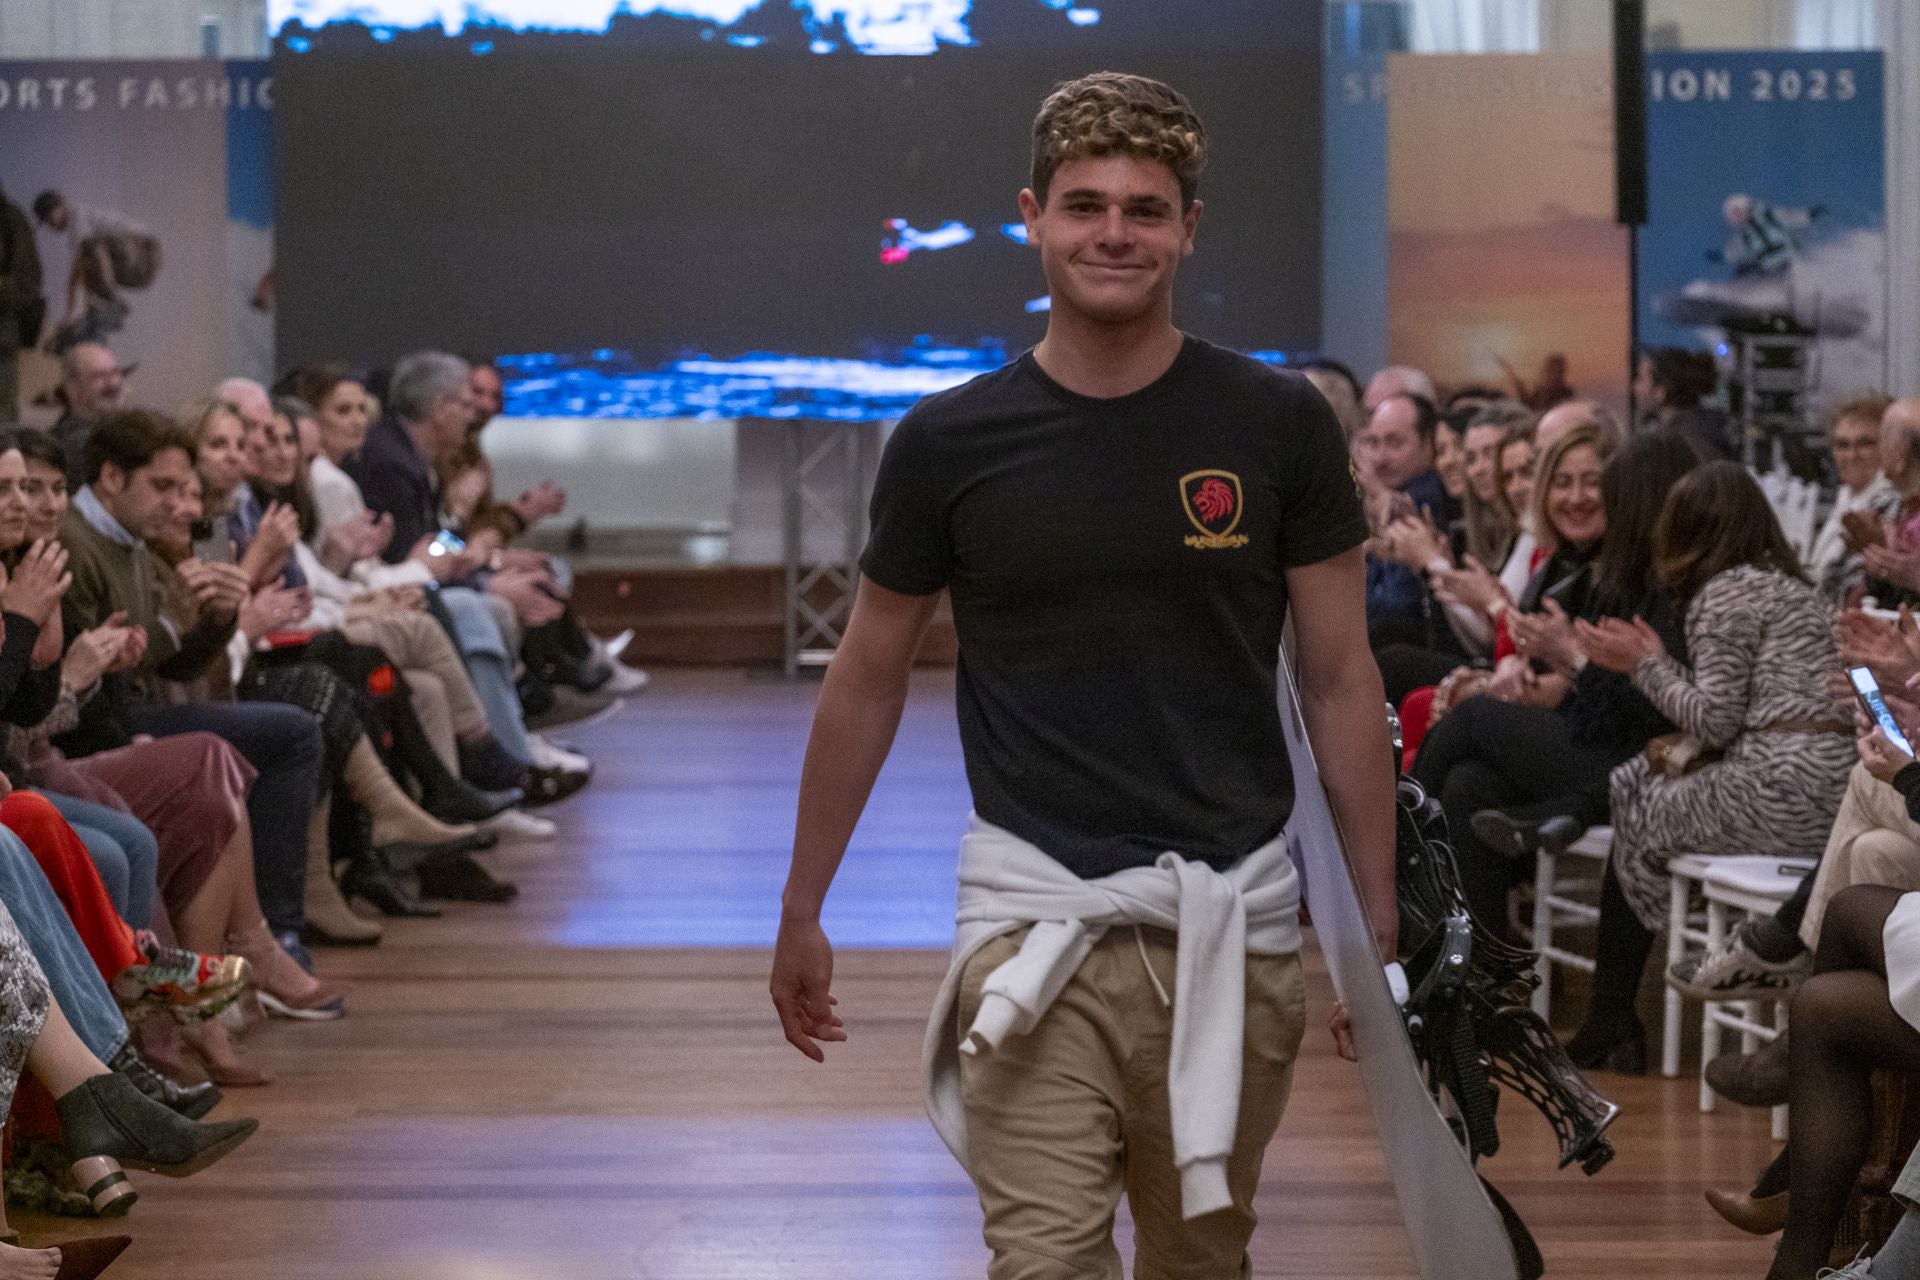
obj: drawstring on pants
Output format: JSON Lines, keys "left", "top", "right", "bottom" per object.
{"left": 1133, "top": 925, "right": 1173, "bottom": 1010}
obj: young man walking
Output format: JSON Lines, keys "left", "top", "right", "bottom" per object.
{"left": 771, "top": 73, "right": 1398, "bottom": 1278}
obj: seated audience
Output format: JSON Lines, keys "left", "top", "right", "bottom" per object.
{"left": 1413, "top": 429, "right": 1698, "bottom": 1013}
{"left": 1635, "top": 346, "right": 1737, "bottom": 462}
{"left": 54, "top": 410, "right": 328, "bottom": 971}
{"left": 277, "top": 363, "right": 574, "bottom": 812}
{"left": 1723, "top": 885, "right": 1920, "bottom": 1279}
{"left": 1493, "top": 420, "right": 1542, "bottom": 599}
{"left": 0, "top": 428, "right": 343, "bottom": 1078}
{"left": 1458, "top": 403, "right": 1533, "bottom": 574}
{"left": 1562, "top": 462, "right": 1850, "bottom": 1072}
{"left": 1362, "top": 363, "right": 1438, "bottom": 414}
{"left": 441, "top": 360, "right": 645, "bottom": 698}
{"left": 1857, "top": 398, "right": 1920, "bottom": 606}
{"left": 1803, "top": 394, "right": 1899, "bottom": 606}
{"left": 47, "top": 342, "right": 127, "bottom": 487}
{"left": 251, "top": 396, "right": 530, "bottom": 789}
{"left": 0, "top": 891, "right": 254, "bottom": 1240}
{"left": 1432, "top": 417, "right": 1466, "bottom": 514}
{"left": 150, "top": 439, "right": 518, "bottom": 921}
{"left": 1299, "top": 357, "right": 1365, "bottom": 439}
{"left": 1357, "top": 392, "right": 1456, "bottom": 651}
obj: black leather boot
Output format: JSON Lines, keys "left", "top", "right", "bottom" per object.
{"left": 56, "top": 1073, "right": 258, "bottom": 1176}
{"left": 108, "top": 1044, "right": 221, "bottom": 1121}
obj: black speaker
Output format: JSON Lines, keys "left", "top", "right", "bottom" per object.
{"left": 1613, "top": 0, "right": 1648, "bottom": 227}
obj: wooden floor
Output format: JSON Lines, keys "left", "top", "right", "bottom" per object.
{"left": 17, "top": 669, "right": 1785, "bottom": 1278}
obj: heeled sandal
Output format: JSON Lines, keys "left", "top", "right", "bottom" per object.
{"left": 177, "top": 1020, "right": 274, "bottom": 1087}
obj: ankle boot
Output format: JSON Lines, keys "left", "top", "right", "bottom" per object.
{"left": 67, "top": 1155, "right": 137, "bottom": 1218}
{"left": 343, "top": 738, "right": 476, "bottom": 848}
{"left": 108, "top": 1044, "right": 221, "bottom": 1121}
{"left": 56, "top": 1073, "right": 259, "bottom": 1177}
{"left": 302, "top": 794, "right": 383, "bottom": 947}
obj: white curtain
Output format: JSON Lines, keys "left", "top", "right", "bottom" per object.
{"left": 1408, "top": 0, "right": 1542, "bottom": 53}
{"left": 1795, "top": 0, "right": 1876, "bottom": 48}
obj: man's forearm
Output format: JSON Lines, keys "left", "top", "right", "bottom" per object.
{"left": 782, "top": 654, "right": 914, "bottom": 922}
{"left": 1299, "top": 662, "right": 1399, "bottom": 960}
{"left": 155, "top": 612, "right": 237, "bottom": 682}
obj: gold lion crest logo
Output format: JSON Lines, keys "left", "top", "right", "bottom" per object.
{"left": 1180, "top": 470, "right": 1251, "bottom": 550}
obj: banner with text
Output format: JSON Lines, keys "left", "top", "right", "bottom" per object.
{"left": 1639, "top": 51, "right": 1886, "bottom": 410}
{"left": 0, "top": 60, "right": 273, "bottom": 420}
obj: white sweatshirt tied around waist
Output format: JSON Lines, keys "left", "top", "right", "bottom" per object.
{"left": 922, "top": 814, "right": 1302, "bottom": 1221}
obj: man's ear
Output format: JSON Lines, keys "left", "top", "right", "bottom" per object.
{"left": 95, "top": 461, "right": 126, "bottom": 498}
{"left": 1182, "top": 199, "right": 1204, "bottom": 256}
{"left": 1017, "top": 188, "right": 1043, "bottom": 244}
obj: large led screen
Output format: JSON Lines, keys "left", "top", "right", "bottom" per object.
{"left": 273, "top": 2, "right": 1323, "bottom": 420}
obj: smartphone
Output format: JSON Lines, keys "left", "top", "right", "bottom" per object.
{"left": 189, "top": 519, "right": 233, "bottom": 564}
{"left": 1849, "top": 666, "right": 1915, "bottom": 756}
{"left": 427, "top": 529, "right": 466, "bottom": 558}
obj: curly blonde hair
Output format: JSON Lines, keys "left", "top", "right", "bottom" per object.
{"left": 1030, "top": 72, "right": 1207, "bottom": 209}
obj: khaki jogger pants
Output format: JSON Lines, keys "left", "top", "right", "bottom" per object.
{"left": 956, "top": 925, "right": 1307, "bottom": 1280}
{"left": 1800, "top": 762, "right": 1920, "bottom": 952}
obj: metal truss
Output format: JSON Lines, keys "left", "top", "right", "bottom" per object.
{"left": 782, "top": 422, "right": 873, "bottom": 674}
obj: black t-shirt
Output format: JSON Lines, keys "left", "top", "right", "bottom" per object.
{"left": 861, "top": 335, "right": 1369, "bottom": 879}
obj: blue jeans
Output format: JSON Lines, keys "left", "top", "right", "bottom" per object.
{"left": 0, "top": 830, "right": 127, "bottom": 1061}
{"left": 122, "top": 700, "right": 323, "bottom": 937}
{"left": 41, "top": 792, "right": 159, "bottom": 931}
{"left": 438, "top": 586, "right": 534, "bottom": 764}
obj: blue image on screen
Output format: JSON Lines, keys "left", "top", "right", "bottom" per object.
{"left": 497, "top": 342, "right": 1304, "bottom": 422}
{"left": 272, "top": 0, "right": 1321, "bottom": 422}
{"left": 272, "top": 0, "right": 1100, "bottom": 55}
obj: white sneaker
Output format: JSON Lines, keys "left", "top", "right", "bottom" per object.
{"left": 528, "top": 733, "right": 593, "bottom": 773}
{"left": 480, "top": 809, "right": 557, "bottom": 842}
{"left": 604, "top": 663, "right": 650, "bottom": 695}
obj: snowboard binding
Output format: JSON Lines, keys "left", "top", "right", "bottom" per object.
{"left": 1391, "top": 772, "right": 1622, "bottom": 1276}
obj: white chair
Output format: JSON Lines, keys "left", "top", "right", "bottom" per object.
{"left": 1664, "top": 854, "right": 1720, "bottom": 1078}
{"left": 1693, "top": 856, "right": 1815, "bottom": 1141}
{"left": 1529, "top": 826, "right": 1614, "bottom": 1020}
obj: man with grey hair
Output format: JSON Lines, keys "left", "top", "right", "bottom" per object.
{"left": 1363, "top": 364, "right": 1438, "bottom": 413}
{"left": 51, "top": 340, "right": 130, "bottom": 484}
{"left": 347, "top": 351, "right": 476, "bottom": 564}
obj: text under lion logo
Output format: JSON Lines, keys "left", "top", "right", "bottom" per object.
{"left": 1180, "top": 470, "right": 1251, "bottom": 550}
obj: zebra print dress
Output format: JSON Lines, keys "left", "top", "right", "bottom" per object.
{"left": 1611, "top": 565, "right": 1856, "bottom": 929}
{"left": 0, "top": 900, "right": 52, "bottom": 1114}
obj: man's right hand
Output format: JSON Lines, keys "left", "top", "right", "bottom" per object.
{"left": 770, "top": 914, "right": 845, "bottom": 1063}
{"left": 178, "top": 559, "right": 252, "bottom": 623}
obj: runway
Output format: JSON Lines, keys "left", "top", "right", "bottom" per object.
{"left": 17, "top": 670, "right": 1783, "bottom": 1278}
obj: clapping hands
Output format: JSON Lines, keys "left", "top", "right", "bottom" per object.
{"left": 63, "top": 611, "right": 147, "bottom": 690}
{"left": 0, "top": 539, "right": 72, "bottom": 624}
{"left": 1508, "top": 599, "right": 1586, "bottom": 676}
{"left": 1430, "top": 555, "right": 1508, "bottom": 616}
{"left": 1574, "top": 615, "right": 1668, "bottom": 673}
